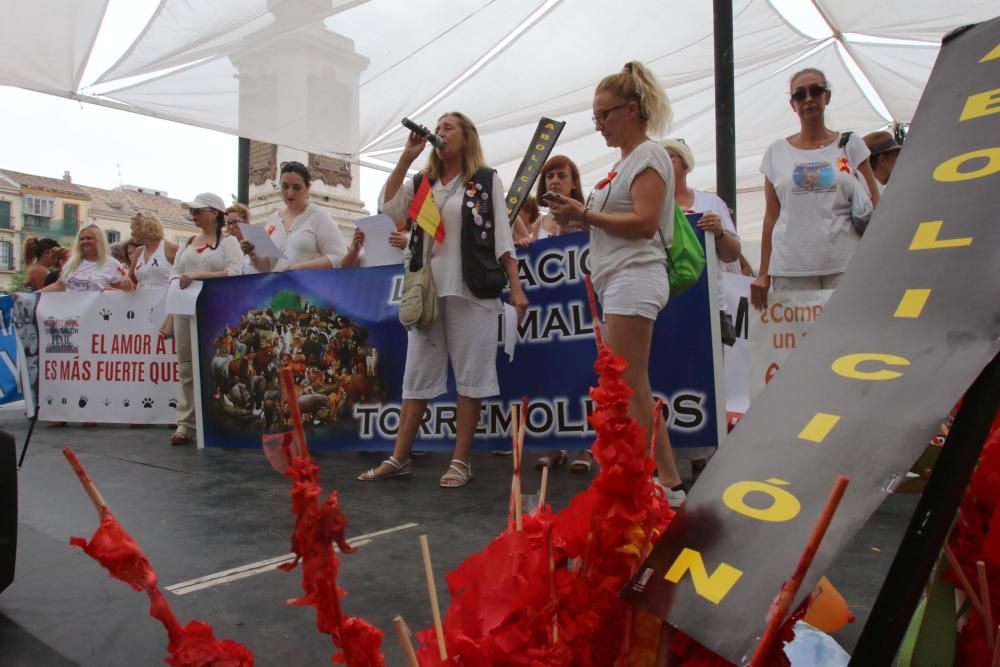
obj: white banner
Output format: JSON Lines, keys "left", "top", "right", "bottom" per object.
{"left": 747, "top": 288, "right": 833, "bottom": 400}
{"left": 721, "top": 273, "right": 752, "bottom": 415}
{"left": 37, "top": 289, "right": 179, "bottom": 423}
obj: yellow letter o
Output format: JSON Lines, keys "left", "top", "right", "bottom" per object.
{"left": 722, "top": 478, "right": 801, "bottom": 523}
{"left": 933, "top": 148, "right": 1000, "bottom": 182}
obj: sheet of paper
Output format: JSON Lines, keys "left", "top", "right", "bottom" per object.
{"left": 504, "top": 303, "right": 518, "bottom": 362}
{"left": 355, "top": 214, "right": 404, "bottom": 267}
{"left": 238, "top": 222, "right": 286, "bottom": 259}
{"left": 165, "top": 280, "right": 203, "bottom": 315}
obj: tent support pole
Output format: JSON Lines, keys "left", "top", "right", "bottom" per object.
{"left": 713, "top": 0, "right": 737, "bottom": 226}
{"left": 238, "top": 137, "right": 250, "bottom": 205}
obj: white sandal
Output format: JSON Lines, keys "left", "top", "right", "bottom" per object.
{"left": 357, "top": 455, "right": 412, "bottom": 481}
{"left": 439, "top": 459, "right": 473, "bottom": 488}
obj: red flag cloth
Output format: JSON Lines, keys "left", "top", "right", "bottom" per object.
{"left": 278, "top": 439, "right": 385, "bottom": 667}
{"left": 71, "top": 508, "right": 254, "bottom": 666}
{"left": 946, "top": 408, "right": 1000, "bottom": 667}
{"left": 414, "top": 339, "right": 674, "bottom": 665}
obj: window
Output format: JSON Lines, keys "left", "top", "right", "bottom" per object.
{"left": 0, "top": 241, "right": 13, "bottom": 271}
{"left": 23, "top": 214, "right": 48, "bottom": 229}
{"left": 63, "top": 204, "right": 78, "bottom": 228}
{"left": 0, "top": 201, "right": 9, "bottom": 229}
{"left": 23, "top": 195, "right": 55, "bottom": 218}
{"left": 106, "top": 230, "right": 121, "bottom": 244}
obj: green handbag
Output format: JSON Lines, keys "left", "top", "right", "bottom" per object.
{"left": 657, "top": 204, "right": 706, "bottom": 297}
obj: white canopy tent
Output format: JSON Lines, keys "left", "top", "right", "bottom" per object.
{"left": 2, "top": 0, "right": 996, "bottom": 259}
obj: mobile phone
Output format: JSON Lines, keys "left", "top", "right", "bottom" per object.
{"left": 541, "top": 191, "right": 562, "bottom": 204}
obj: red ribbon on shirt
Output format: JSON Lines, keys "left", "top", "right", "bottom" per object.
{"left": 595, "top": 170, "right": 618, "bottom": 190}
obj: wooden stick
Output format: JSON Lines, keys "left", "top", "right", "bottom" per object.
{"left": 392, "top": 615, "right": 419, "bottom": 667}
{"left": 547, "top": 526, "right": 559, "bottom": 644}
{"left": 992, "top": 624, "right": 1000, "bottom": 667}
{"left": 943, "top": 543, "right": 985, "bottom": 618}
{"left": 748, "top": 475, "right": 849, "bottom": 667}
{"left": 980, "top": 561, "right": 995, "bottom": 648}
{"left": 539, "top": 466, "right": 550, "bottom": 509}
{"left": 419, "top": 534, "right": 448, "bottom": 660}
{"left": 650, "top": 399, "right": 664, "bottom": 462}
{"left": 62, "top": 448, "right": 107, "bottom": 513}
{"left": 617, "top": 605, "right": 634, "bottom": 667}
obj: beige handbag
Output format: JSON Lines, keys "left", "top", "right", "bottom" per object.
{"left": 159, "top": 313, "right": 175, "bottom": 339}
{"left": 399, "top": 232, "right": 437, "bottom": 330}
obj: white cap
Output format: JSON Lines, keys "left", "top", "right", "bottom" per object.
{"left": 181, "top": 192, "right": 226, "bottom": 212}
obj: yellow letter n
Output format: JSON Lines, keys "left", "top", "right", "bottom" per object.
{"left": 664, "top": 548, "right": 743, "bottom": 604}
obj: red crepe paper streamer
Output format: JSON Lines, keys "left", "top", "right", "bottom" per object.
{"left": 273, "top": 367, "right": 385, "bottom": 667}
{"left": 70, "top": 507, "right": 254, "bottom": 667}
{"left": 945, "top": 408, "right": 1000, "bottom": 666}
{"left": 413, "top": 319, "right": 674, "bottom": 665}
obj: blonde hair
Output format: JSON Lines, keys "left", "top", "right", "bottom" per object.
{"left": 426, "top": 112, "right": 487, "bottom": 182}
{"left": 64, "top": 224, "right": 109, "bottom": 274}
{"left": 130, "top": 211, "right": 164, "bottom": 242}
{"left": 226, "top": 203, "right": 251, "bottom": 222}
{"left": 597, "top": 61, "right": 671, "bottom": 137}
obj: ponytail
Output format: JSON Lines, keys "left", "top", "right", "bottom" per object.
{"left": 211, "top": 211, "right": 225, "bottom": 250}
{"left": 23, "top": 236, "right": 60, "bottom": 266}
{"left": 597, "top": 61, "right": 672, "bottom": 137}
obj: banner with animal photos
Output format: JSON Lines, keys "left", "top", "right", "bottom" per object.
{"left": 36, "top": 289, "right": 179, "bottom": 423}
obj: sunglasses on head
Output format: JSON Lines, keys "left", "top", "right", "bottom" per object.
{"left": 790, "top": 84, "right": 829, "bottom": 102}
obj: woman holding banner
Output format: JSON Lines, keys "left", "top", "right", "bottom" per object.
{"left": 751, "top": 68, "right": 880, "bottom": 310}
{"left": 358, "top": 112, "right": 528, "bottom": 488}
{"left": 39, "top": 225, "right": 130, "bottom": 293}
{"left": 168, "top": 193, "right": 245, "bottom": 446}
{"left": 129, "top": 212, "right": 177, "bottom": 289}
{"left": 241, "top": 160, "right": 364, "bottom": 272}
{"left": 547, "top": 61, "right": 686, "bottom": 506}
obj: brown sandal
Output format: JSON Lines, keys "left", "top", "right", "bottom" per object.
{"left": 170, "top": 432, "right": 194, "bottom": 446}
{"left": 535, "top": 450, "right": 567, "bottom": 470}
{"left": 570, "top": 450, "right": 594, "bottom": 473}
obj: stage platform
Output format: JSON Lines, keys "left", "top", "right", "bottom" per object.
{"left": 0, "top": 404, "right": 918, "bottom": 665}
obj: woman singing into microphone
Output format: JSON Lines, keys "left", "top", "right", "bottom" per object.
{"left": 358, "top": 112, "right": 528, "bottom": 488}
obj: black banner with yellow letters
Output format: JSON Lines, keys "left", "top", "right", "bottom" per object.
{"left": 625, "top": 16, "right": 1000, "bottom": 663}
{"left": 504, "top": 117, "right": 565, "bottom": 222}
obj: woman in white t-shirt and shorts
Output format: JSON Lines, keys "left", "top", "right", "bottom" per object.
{"left": 548, "top": 61, "right": 686, "bottom": 506}
{"left": 751, "top": 68, "right": 881, "bottom": 310}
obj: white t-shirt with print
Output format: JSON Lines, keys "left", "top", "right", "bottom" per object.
{"left": 380, "top": 171, "right": 516, "bottom": 304}
{"left": 587, "top": 139, "right": 675, "bottom": 296}
{"left": 64, "top": 258, "right": 123, "bottom": 292}
{"left": 760, "top": 132, "right": 870, "bottom": 277}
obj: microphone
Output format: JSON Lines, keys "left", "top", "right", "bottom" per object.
{"left": 401, "top": 117, "right": 446, "bottom": 149}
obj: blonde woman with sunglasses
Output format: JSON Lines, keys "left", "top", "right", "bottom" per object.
{"left": 751, "top": 68, "right": 880, "bottom": 311}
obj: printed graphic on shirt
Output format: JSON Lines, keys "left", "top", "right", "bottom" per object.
{"left": 792, "top": 161, "right": 836, "bottom": 194}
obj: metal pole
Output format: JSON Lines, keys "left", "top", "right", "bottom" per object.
{"left": 237, "top": 137, "right": 250, "bottom": 204}
{"left": 713, "top": 0, "right": 737, "bottom": 226}
{"left": 849, "top": 352, "right": 1000, "bottom": 665}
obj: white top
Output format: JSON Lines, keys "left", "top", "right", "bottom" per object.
{"left": 587, "top": 139, "right": 675, "bottom": 295}
{"left": 255, "top": 204, "right": 347, "bottom": 272}
{"left": 760, "top": 132, "right": 870, "bottom": 276}
{"left": 133, "top": 240, "right": 173, "bottom": 289}
{"left": 171, "top": 235, "right": 244, "bottom": 278}
{"left": 64, "top": 258, "right": 124, "bottom": 292}
{"left": 683, "top": 189, "right": 739, "bottom": 311}
{"left": 380, "top": 171, "right": 516, "bottom": 303}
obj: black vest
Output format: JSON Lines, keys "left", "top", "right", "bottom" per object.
{"left": 408, "top": 168, "right": 505, "bottom": 299}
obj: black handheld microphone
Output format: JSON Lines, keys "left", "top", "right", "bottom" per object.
{"left": 401, "top": 117, "right": 446, "bottom": 149}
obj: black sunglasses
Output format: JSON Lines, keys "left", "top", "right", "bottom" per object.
{"left": 188, "top": 208, "right": 204, "bottom": 217}
{"left": 790, "top": 84, "right": 829, "bottom": 102}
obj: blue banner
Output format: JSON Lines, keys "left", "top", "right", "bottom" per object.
{"left": 196, "top": 229, "right": 720, "bottom": 451}
{"left": 0, "top": 295, "right": 24, "bottom": 405}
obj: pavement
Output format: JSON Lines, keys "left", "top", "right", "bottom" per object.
{"left": 0, "top": 403, "right": 918, "bottom": 665}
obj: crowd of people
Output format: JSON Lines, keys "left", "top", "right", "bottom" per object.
{"left": 17, "top": 61, "right": 902, "bottom": 507}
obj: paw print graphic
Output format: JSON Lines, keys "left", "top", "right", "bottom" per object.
{"left": 168, "top": 398, "right": 178, "bottom": 408}
{"left": 142, "top": 398, "right": 154, "bottom": 408}
{"left": 78, "top": 396, "right": 88, "bottom": 408}
{"left": 45, "top": 395, "right": 53, "bottom": 405}
{"left": 103, "top": 398, "right": 110, "bottom": 407}
{"left": 99, "top": 308, "right": 112, "bottom": 321}
{"left": 126, "top": 310, "right": 135, "bottom": 320}
{"left": 60, "top": 397, "right": 67, "bottom": 405}
{"left": 122, "top": 397, "right": 131, "bottom": 407}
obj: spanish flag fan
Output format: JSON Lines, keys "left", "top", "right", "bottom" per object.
{"left": 407, "top": 178, "right": 445, "bottom": 242}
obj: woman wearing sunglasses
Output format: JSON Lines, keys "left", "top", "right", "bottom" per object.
{"left": 751, "top": 68, "right": 880, "bottom": 311}
{"left": 547, "top": 61, "right": 686, "bottom": 507}
{"left": 242, "top": 161, "right": 363, "bottom": 273}
{"left": 168, "top": 193, "right": 245, "bottom": 446}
